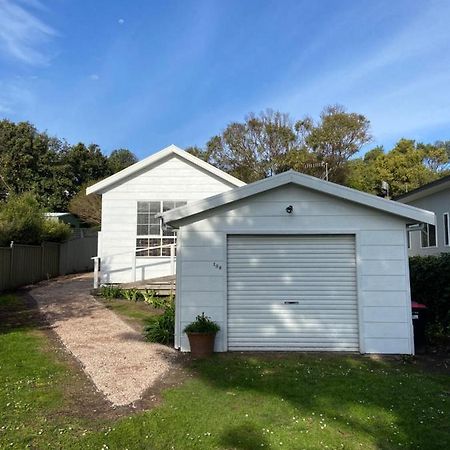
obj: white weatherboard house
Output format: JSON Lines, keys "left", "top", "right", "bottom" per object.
{"left": 87, "top": 145, "right": 245, "bottom": 284}
{"left": 162, "top": 170, "right": 435, "bottom": 355}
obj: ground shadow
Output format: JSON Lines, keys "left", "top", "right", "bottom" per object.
{"left": 192, "top": 352, "right": 450, "bottom": 449}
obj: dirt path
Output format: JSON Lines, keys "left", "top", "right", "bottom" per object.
{"left": 29, "top": 273, "right": 178, "bottom": 407}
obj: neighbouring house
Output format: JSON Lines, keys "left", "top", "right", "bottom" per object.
{"left": 45, "top": 212, "right": 81, "bottom": 228}
{"left": 161, "top": 170, "right": 435, "bottom": 355}
{"left": 86, "top": 145, "right": 245, "bottom": 283}
{"left": 395, "top": 175, "right": 450, "bottom": 256}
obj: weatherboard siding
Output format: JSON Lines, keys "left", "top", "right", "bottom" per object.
{"left": 99, "top": 154, "right": 236, "bottom": 283}
{"left": 175, "top": 184, "right": 413, "bottom": 354}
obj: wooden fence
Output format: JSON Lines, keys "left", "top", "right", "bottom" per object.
{"left": 0, "top": 234, "right": 98, "bottom": 292}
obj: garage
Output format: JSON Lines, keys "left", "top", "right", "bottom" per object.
{"left": 227, "top": 235, "right": 358, "bottom": 351}
{"left": 162, "top": 170, "right": 435, "bottom": 354}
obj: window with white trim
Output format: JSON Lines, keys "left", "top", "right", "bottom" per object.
{"left": 444, "top": 213, "right": 449, "bottom": 247}
{"left": 136, "top": 201, "right": 186, "bottom": 256}
{"left": 421, "top": 223, "right": 437, "bottom": 248}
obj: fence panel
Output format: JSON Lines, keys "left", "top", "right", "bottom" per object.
{"left": 59, "top": 234, "right": 97, "bottom": 275}
{"left": 43, "top": 242, "right": 60, "bottom": 279}
{"left": 0, "top": 232, "right": 97, "bottom": 292}
{"left": 11, "top": 244, "right": 43, "bottom": 289}
{"left": 0, "top": 247, "right": 11, "bottom": 291}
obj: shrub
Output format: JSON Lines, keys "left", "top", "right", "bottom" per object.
{"left": 144, "top": 303, "right": 175, "bottom": 345}
{"left": 0, "top": 192, "right": 45, "bottom": 245}
{"left": 409, "top": 254, "right": 450, "bottom": 333}
{"left": 99, "top": 284, "right": 123, "bottom": 299}
{"left": 184, "top": 313, "right": 220, "bottom": 334}
{"left": 122, "top": 288, "right": 141, "bottom": 302}
{"left": 41, "top": 218, "right": 71, "bottom": 243}
{"left": 0, "top": 192, "right": 71, "bottom": 245}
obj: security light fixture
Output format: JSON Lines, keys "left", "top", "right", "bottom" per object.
{"left": 286, "top": 205, "right": 293, "bottom": 214}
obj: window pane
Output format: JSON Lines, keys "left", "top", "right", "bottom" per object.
{"left": 429, "top": 224, "right": 436, "bottom": 247}
{"left": 136, "top": 238, "right": 149, "bottom": 256}
{"left": 150, "top": 202, "right": 161, "bottom": 213}
{"left": 137, "top": 202, "right": 149, "bottom": 212}
{"left": 163, "top": 201, "right": 175, "bottom": 212}
{"left": 149, "top": 213, "right": 159, "bottom": 225}
{"left": 162, "top": 238, "right": 176, "bottom": 256}
{"left": 175, "top": 201, "right": 187, "bottom": 208}
{"left": 421, "top": 228, "right": 428, "bottom": 247}
{"left": 137, "top": 213, "right": 149, "bottom": 224}
{"left": 149, "top": 224, "right": 160, "bottom": 235}
{"left": 149, "top": 238, "right": 161, "bottom": 256}
{"left": 444, "top": 214, "right": 449, "bottom": 246}
{"left": 137, "top": 224, "right": 149, "bottom": 235}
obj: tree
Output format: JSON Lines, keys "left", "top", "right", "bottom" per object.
{"left": 199, "top": 110, "right": 298, "bottom": 182}
{"left": 68, "top": 182, "right": 101, "bottom": 226}
{"left": 189, "top": 106, "right": 371, "bottom": 184}
{"left": 107, "top": 148, "right": 138, "bottom": 173}
{"left": 294, "top": 105, "right": 372, "bottom": 183}
{"left": 347, "top": 139, "right": 449, "bottom": 197}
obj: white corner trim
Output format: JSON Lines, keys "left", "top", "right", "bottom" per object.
{"left": 162, "top": 170, "right": 436, "bottom": 225}
{"left": 86, "top": 144, "right": 245, "bottom": 195}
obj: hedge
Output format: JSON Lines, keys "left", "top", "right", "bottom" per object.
{"left": 409, "top": 253, "right": 450, "bottom": 332}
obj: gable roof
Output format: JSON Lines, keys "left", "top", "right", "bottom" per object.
{"left": 395, "top": 174, "right": 450, "bottom": 203}
{"left": 86, "top": 144, "right": 245, "bottom": 195}
{"left": 162, "top": 170, "right": 435, "bottom": 226}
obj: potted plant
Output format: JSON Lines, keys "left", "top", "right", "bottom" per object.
{"left": 184, "top": 313, "right": 220, "bottom": 358}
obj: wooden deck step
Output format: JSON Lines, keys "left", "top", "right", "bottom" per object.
{"left": 121, "top": 275, "right": 176, "bottom": 296}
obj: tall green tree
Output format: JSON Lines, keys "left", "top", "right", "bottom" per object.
{"left": 347, "top": 139, "right": 449, "bottom": 197}
{"left": 291, "top": 105, "right": 372, "bottom": 183}
{"left": 191, "top": 106, "right": 371, "bottom": 184}
{"left": 107, "top": 148, "right": 138, "bottom": 173}
{"left": 201, "top": 110, "right": 298, "bottom": 182}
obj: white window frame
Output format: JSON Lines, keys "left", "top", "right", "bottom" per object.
{"left": 136, "top": 200, "right": 186, "bottom": 257}
{"left": 444, "top": 212, "right": 450, "bottom": 247}
{"left": 420, "top": 223, "right": 438, "bottom": 248}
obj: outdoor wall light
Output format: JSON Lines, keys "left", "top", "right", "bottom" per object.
{"left": 286, "top": 205, "right": 293, "bottom": 214}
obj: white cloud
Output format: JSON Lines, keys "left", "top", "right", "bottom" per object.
{"left": 0, "top": 0, "right": 57, "bottom": 65}
{"left": 118, "top": 18, "right": 125, "bottom": 25}
{"left": 89, "top": 74, "right": 100, "bottom": 81}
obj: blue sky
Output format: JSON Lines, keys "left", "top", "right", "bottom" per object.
{"left": 0, "top": 0, "right": 449, "bottom": 159}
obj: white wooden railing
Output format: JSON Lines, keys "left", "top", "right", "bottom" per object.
{"left": 91, "top": 243, "right": 176, "bottom": 289}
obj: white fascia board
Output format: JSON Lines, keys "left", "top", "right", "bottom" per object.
{"left": 162, "top": 170, "right": 436, "bottom": 226}
{"left": 86, "top": 144, "right": 245, "bottom": 195}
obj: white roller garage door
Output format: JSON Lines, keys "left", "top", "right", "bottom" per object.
{"left": 227, "top": 235, "right": 359, "bottom": 351}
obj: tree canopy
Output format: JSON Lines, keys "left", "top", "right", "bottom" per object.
{"left": 0, "top": 119, "right": 138, "bottom": 212}
{"left": 189, "top": 106, "right": 448, "bottom": 195}
{"left": 189, "top": 105, "right": 372, "bottom": 184}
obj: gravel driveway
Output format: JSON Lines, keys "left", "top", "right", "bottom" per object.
{"left": 29, "top": 273, "right": 178, "bottom": 406}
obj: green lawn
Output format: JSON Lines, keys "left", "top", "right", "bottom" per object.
{"left": 1, "top": 294, "right": 449, "bottom": 450}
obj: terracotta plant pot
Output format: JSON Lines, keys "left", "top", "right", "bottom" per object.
{"left": 187, "top": 332, "right": 217, "bottom": 358}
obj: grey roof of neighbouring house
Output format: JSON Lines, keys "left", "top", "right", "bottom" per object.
{"left": 395, "top": 175, "right": 450, "bottom": 203}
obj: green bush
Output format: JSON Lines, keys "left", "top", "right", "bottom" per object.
{"left": 41, "top": 218, "right": 71, "bottom": 243}
{"left": 409, "top": 254, "right": 450, "bottom": 333}
{"left": 0, "top": 192, "right": 71, "bottom": 245}
{"left": 0, "top": 193, "right": 45, "bottom": 245}
{"left": 144, "top": 303, "right": 175, "bottom": 345}
{"left": 184, "top": 312, "right": 220, "bottom": 334}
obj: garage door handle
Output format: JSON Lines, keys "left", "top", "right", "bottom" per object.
{"left": 284, "top": 301, "right": 299, "bottom": 305}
